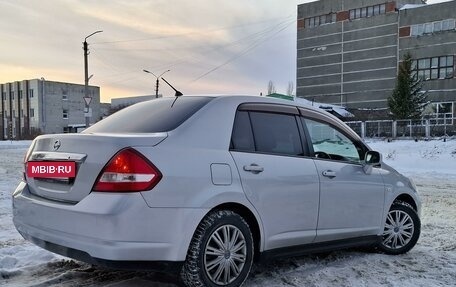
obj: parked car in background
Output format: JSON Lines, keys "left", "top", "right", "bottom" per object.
{"left": 13, "top": 95, "right": 421, "bottom": 287}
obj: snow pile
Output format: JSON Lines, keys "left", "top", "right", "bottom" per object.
{"left": 368, "top": 139, "right": 456, "bottom": 180}
{"left": 1, "top": 140, "right": 455, "bottom": 286}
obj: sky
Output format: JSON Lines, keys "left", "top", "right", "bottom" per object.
{"left": 0, "top": 0, "right": 450, "bottom": 103}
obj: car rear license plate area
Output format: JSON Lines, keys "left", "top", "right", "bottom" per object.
{"left": 27, "top": 162, "right": 76, "bottom": 179}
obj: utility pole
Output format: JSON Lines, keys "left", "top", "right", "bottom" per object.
{"left": 83, "top": 30, "right": 102, "bottom": 128}
{"left": 143, "top": 69, "right": 170, "bottom": 98}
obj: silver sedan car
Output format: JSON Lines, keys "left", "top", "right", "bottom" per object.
{"left": 13, "top": 95, "right": 421, "bottom": 287}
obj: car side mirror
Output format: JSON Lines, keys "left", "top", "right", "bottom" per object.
{"left": 363, "top": 151, "right": 382, "bottom": 174}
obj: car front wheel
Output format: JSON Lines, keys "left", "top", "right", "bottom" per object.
{"left": 378, "top": 202, "right": 420, "bottom": 255}
{"left": 181, "top": 210, "right": 254, "bottom": 287}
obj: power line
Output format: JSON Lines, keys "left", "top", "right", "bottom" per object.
{"left": 91, "top": 15, "right": 295, "bottom": 45}
{"left": 88, "top": 15, "right": 296, "bottom": 88}
{"left": 190, "top": 18, "right": 295, "bottom": 83}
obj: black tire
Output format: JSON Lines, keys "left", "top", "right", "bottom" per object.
{"left": 180, "top": 210, "right": 254, "bottom": 287}
{"left": 377, "top": 202, "right": 420, "bottom": 255}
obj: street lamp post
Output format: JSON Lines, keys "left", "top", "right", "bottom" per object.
{"left": 83, "top": 30, "right": 103, "bottom": 128}
{"left": 143, "top": 69, "right": 170, "bottom": 98}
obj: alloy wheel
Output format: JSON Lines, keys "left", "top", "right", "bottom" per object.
{"left": 383, "top": 209, "right": 415, "bottom": 249}
{"left": 204, "top": 224, "right": 247, "bottom": 285}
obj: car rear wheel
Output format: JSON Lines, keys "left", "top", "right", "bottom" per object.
{"left": 378, "top": 202, "right": 420, "bottom": 255}
{"left": 181, "top": 210, "right": 254, "bottom": 287}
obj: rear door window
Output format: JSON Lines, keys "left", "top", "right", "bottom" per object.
{"left": 231, "top": 109, "right": 304, "bottom": 157}
{"left": 250, "top": 112, "right": 303, "bottom": 156}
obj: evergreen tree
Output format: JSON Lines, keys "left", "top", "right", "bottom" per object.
{"left": 388, "top": 52, "right": 427, "bottom": 119}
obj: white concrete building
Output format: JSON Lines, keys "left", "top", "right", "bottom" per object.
{"left": 1, "top": 79, "right": 100, "bottom": 139}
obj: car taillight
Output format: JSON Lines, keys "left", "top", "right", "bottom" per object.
{"left": 93, "top": 148, "right": 162, "bottom": 192}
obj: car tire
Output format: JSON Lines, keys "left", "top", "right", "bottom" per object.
{"left": 180, "top": 210, "right": 254, "bottom": 287}
{"left": 378, "top": 202, "right": 420, "bottom": 255}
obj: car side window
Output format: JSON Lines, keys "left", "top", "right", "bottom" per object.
{"left": 231, "top": 111, "right": 255, "bottom": 152}
{"left": 303, "top": 118, "right": 362, "bottom": 163}
{"left": 249, "top": 112, "right": 303, "bottom": 156}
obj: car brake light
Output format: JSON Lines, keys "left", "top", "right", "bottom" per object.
{"left": 93, "top": 148, "right": 162, "bottom": 192}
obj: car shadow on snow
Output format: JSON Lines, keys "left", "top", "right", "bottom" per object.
{"left": 4, "top": 251, "right": 362, "bottom": 287}
{"left": 3, "top": 260, "right": 182, "bottom": 287}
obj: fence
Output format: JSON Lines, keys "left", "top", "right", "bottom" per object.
{"left": 345, "top": 118, "right": 456, "bottom": 139}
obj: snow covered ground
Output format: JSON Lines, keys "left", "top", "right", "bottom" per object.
{"left": 1, "top": 139, "right": 455, "bottom": 287}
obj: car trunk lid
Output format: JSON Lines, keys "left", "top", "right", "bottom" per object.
{"left": 25, "top": 132, "right": 167, "bottom": 203}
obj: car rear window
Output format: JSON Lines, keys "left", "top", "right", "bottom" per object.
{"left": 84, "top": 96, "right": 213, "bottom": 133}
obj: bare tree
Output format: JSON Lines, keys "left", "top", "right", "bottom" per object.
{"left": 267, "top": 80, "right": 276, "bottom": 95}
{"left": 286, "top": 81, "right": 294, "bottom": 96}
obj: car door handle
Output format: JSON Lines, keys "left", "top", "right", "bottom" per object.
{"left": 243, "top": 164, "right": 264, "bottom": 174}
{"left": 322, "top": 170, "right": 336, "bottom": 178}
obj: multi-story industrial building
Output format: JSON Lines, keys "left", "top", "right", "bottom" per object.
{"left": 297, "top": 0, "right": 456, "bottom": 121}
{"left": 0, "top": 79, "right": 100, "bottom": 140}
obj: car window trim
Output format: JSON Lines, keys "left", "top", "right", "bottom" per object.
{"left": 295, "top": 114, "right": 311, "bottom": 157}
{"left": 298, "top": 116, "right": 314, "bottom": 157}
{"left": 238, "top": 103, "right": 299, "bottom": 115}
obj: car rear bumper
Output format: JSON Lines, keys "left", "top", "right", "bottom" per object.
{"left": 19, "top": 231, "right": 184, "bottom": 272}
{"left": 12, "top": 181, "right": 208, "bottom": 264}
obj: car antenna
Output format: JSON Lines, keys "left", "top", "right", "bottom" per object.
{"left": 161, "top": 77, "right": 183, "bottom": 97}
{"left": 161, "top": 77, "right": 183, "bottom": 107}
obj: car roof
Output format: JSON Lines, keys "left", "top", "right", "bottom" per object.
{"left": 181, "top": 94, "right": 326, "bottom": 114}
{"left": 189, "top": 94, "right": 360, "bottom": 141}
{"left": 202, "top": 94, "right": 346, "bottom": 122}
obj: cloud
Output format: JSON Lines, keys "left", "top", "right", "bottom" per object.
{"left": 0, "top": 0, "right": 311, "bottom": 101}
